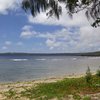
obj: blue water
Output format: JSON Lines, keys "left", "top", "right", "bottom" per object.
{"left": 0, "top": 55, "right": 100, "bottom": 82}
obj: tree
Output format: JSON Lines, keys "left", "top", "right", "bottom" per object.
{"left": 22, "top": 0, "right": 100, "bottom": 27}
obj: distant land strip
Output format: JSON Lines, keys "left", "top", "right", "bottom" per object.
{"left": 0, "top": 51, "right": 100, "bottom": 56}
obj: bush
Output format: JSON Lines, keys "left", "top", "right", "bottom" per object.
{"left": 85, "top": 67, "right": 92, "bottom": 84}
{"left": 96, "top": 67, "right": 100, "bottom": 77}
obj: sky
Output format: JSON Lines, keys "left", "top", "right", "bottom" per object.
{"left": 0, "top": 0, "right": 100, "bottom": 53}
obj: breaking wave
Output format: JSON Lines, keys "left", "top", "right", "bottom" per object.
{"left": 72, "top": 58, "right": 77, "bottom": 60}
{"left": 35, "top": 59, "right": 46, "bottom": 61}
{"left": 52, "top": 59, "right": 63, "bottom": 61}
{"left": 11, "top": 59, "right": 28, "bottom": 62}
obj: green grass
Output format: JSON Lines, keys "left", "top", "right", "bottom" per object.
{"left": 82, "top": 96, "right": 91, "bottom": 100}
{"left": 3, "top": 88, "right": 19, "bottom": 100}
{"left": 20, "top": 75, "right": 100, "bottom": 100}
{"left": 2, "top": 75, "right": 100, "bottom": 100}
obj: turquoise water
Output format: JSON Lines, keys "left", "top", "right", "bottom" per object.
{"left": 0, "top": 55, "right": 100, "bottom": 82}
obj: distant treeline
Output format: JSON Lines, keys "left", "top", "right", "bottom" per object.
{"left": 0, "top": 51, "right": 100, "bottom": 56}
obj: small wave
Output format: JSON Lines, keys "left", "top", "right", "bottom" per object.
{"left": 52, "top": 59, "right": 63, "bottom": 61}
{"left": 11, "top": 59, "right": 28, "bottom": 62}
{"left": 72, "top": 58, "right": 77, "bottom": 60}
{"left": 88, "top": 57, "right": 100, "bottom": 59}
{"left": 35, "top": 59, "right": 46, "bottom": 61}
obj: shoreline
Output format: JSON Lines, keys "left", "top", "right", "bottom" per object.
{"left": 0, "top": 73, "right": 85, "bottom": 84}
{"left": 0, "top": 72, "right": 99, "bottom": 100}
{"left": 0, "top": 74, "right": 82, "bottom": 90}
{"left": 0, "top": 72, "right": 96, "bottom": 92}
{"left": 0, "top": 72, "right": 96, "bottom": 85}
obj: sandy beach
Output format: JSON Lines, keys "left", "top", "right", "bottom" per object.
{"left": 0, "top": 73, "right": 99, "bottom": 100}
{"left": 0, "top": 73, "right": 86, "bottom": 92}
{"left": 0, "top": 73, "right": 88, "bottom": 92}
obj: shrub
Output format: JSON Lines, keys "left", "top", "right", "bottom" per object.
{"left": 85, "top": 67, "right": 92, "bottom": 84}
{"left": 96, "top": 67, "right": 100, "bottom": 77}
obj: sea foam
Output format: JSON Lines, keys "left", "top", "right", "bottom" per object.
{"left": 11, "top": 59, "right": 28, "bottom": 62}
{"left": 35, "top": 59, "right": 46, "bottom": 61}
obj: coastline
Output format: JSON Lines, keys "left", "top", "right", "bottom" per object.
{"left": 0, "top": 71, "right": 96, "bottom": 83}
{"left": 0, "top": 72, "right": 96, "bottom": 92}
{"left": 0, "top": 72, "right": 99, "bottom": 100}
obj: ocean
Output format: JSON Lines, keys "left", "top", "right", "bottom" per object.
{"left": 0, "top": 54, "right": 100, "bottom": 82}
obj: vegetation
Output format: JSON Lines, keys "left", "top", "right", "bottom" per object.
{"left": 3, "top": 74, "right": 100, "bottom": 100}
{"left": 20, "top": 76, "right": 99, "bottom": 100}
{"left": 3, "top": 88, "right": 18, "bottom": 100}
{"left": 85, "top": 67, "right": 92, "bottom": 84}
{"left": 82, "top": 96, "right": 91, "bottom": 100}
{"left": 1, "top": 68, "right": 100, "bottom": 100}
{"left": 22, "top": 0, "right": 100, "bottom": 27}
{"left": 96, "top": 67, "right": 100, "bottom": 77}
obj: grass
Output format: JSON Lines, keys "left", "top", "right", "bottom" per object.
{"left": 82, "top": 96, "right": 91, "bottom": 100}
{"left": 19, "top": 75, "right": 100, "bottom": 100}
{"left": 2, "top": 74, "right": 100, "bottom": 100}
{"left": 3, "top": 88, "right": 19, "bottom": 100}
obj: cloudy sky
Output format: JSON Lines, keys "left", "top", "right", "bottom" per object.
{"left": 0, "top": 0, "right": 100, "bottom": 53}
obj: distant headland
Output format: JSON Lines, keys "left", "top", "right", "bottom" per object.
{"left": 0, "top": 51, "right": 100, "bottom": 56}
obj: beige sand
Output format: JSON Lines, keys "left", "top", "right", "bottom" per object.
{"left": 0, "top": 72, "right": 99, "bottom": 100}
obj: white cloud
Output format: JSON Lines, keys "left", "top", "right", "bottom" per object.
{"left": 46, "top": 39, "right": 61, "bottom": 50}
{"left": 1, "top": 0, "right": 99, "bottom": 52}
{"left": 16, "top": 42, "right": 23, "bottom": 46}
{"left": 28, "top": 4, "right": 89, "bottom": 27}
{"left": 5, "top": 41, "right": 12, "bottom": 45}
{"left": 75, "top": 26, "right": 100, "bottom": 52}
{"left": 2, "top": 46, "right": 7, "bottom": 50}
{"left": 20, "top": 26, "right": 80, "bottom": 51}
{"left": 19, "top": 3, "right": 100, "bottom": 52}
{"left": 22, "top": 25, "right": 32, "bottom": 31}
{"left": 20, "top": 25, "right": 37, "bottom": 38}
{"left": 20, "top": 24, "right": 100, "bottom": 52}
{"left": 36, "top": 28, "right": 80, "bottom": 51}
{"left": 0, "top": 0, "right": 22, "bottom": 14}
{"left": 20, "top": 31, "right": 33, "bottom": 38}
